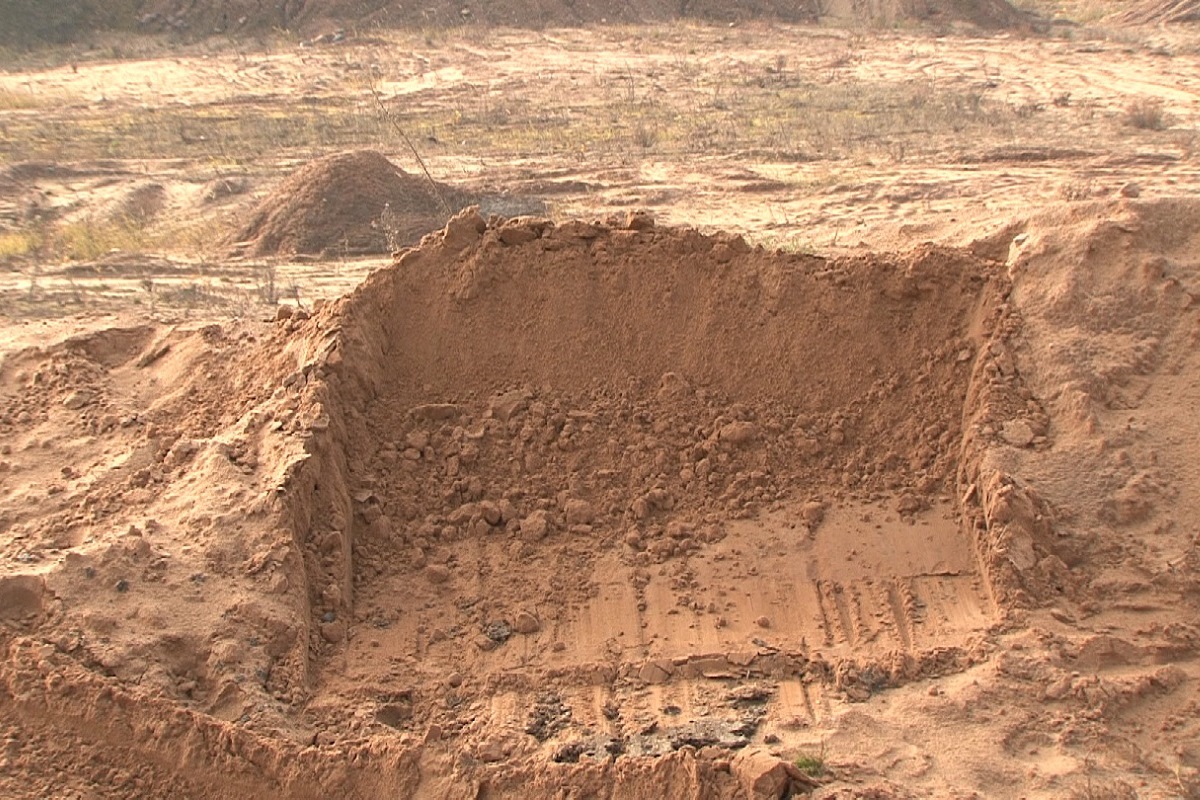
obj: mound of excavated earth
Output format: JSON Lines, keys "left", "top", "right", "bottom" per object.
{"left": 1, "top": 201, "right": 1199, "bottom": 798}
{"left": 230, "top": 150, "right": 472, "bottom": 258}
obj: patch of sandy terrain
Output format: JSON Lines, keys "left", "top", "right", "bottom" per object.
{"left": 2, "top": 198, "right": 1199, "bottom": 798}
{"left": 1, "top": 12, "right": 1200, "bottom": 800}
{"left": 2, "top": 23, "right": 1199, "bottom": 274}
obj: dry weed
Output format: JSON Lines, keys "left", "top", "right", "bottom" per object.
{"left": 1124, "top": 97, "right": 1168, "bottom": 131}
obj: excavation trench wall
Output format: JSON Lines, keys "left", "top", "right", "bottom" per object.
{"left": 283, "top": 209, "right": 1043, "bottom": 689}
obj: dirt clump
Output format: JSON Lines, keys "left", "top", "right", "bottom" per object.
{"left": 230, "top": 150, "right": 472, "bottom": 258}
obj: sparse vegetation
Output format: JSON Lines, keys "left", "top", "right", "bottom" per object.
{"left": 1060, "top": 179, "right": 1095, "bottom": 201}
{"left": 0, "top": 21, "right": 1193, "bottom": 332}
{"left": 793, "top": 750, "right": 827, "bottom": 778}
{"left": 256, "top": 264, "right": 279, "bottom": 305}
{"left": 0, "top": 229, "right": 45, "bottom": 259}
{"left": 0, "top": 33, "right": 1060, "bottom": 169}
{"left": 1124, "top": 96, "right": 1168, "bottom": 131}
{"left": 0, "top": 86, "right": 40, "bottom": 109}
{"left": 53, "top": 216, "right": 148, "bottom": 262}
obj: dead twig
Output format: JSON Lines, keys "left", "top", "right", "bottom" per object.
{"left": 370, "top": 84, "right": 452, "bottom": 216}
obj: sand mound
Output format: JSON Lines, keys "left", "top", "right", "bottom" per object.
{"left": 4, "top": 200, "right": 1200, "bottom": 797}
{"left": 1111, "top": 0, "right": 1200, "bottom": 24}
{"left": 231, "top": 150, "right": 472, "bottom": 258}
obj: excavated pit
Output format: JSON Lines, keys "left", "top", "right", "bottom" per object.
{"left": 8, "top": 200, "right": 1200, "bottom": 799}
{"left": 287, "top": 209, "right": 1027, "bottom": 765}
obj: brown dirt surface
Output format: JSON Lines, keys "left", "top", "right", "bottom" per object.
{"left": 4, "top": 196, "right": 1200, "bottom": 798}
{"left": 4, "top": 15, "right": 1200, "bottom": 800}
{"left": 230, "top": 150, "right": 473, "bottom": 257}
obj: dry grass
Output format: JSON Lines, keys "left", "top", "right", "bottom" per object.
{"left": 0, "top": 87, "right": 42, "bottom": 109}
{"left": 52, "top": 217, "right": 149, "bottom": 262}
{"left": 0, "top": 26, "right": 1075, "bottom": 169}
{"left": 0, "top": 100, "right": 390, "bottom": 164}
{"left": 0, "top": 230, "right": 45, "bottom": 259}
{"left": 1123, "top": 97, "right": 1169, "bottom": 131}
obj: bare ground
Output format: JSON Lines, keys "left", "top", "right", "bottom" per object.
{"left": 1, "top": 16, "right": 1200, "bottom": 800}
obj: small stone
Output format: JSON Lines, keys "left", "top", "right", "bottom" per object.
{"left": 425, "top": 564, "right": 451, "bottom": 584}
{"left": 447, "top": 672, "right": 464, "bottom": 687}
{"left": 320, "top": 621, "right": 346, "bottom": 643}
{"left": 369, "top": 516, "right": 393, "bottom": 539}
{"left": 896, "top": 492, "right": 927, "bottom": 516}
{"left": 638, "top": 661, "right": 672, "bottom": 684}
{"left": 275, "top": 304, "right": 294, "bottom": 321}
{"left": 114, "top": 579, "right": 130, "bottom": 593}
{"left": 624, "top": 210, "right": 655, "bottom": 230}
{"left": 718, "top": 421, "right": 758, "bottom": 446}
{"left": 1001, "top": 419, "right": 1036, "bottom": 448}
{"left": 63, "top": 390, "right": 93, "bottom": 410}
{"left": 754, "top": 615, "right": 771, "bottom": 629}
{"left": 520, "top": 510, "right": 550, "bottom": 541}
{"left": 441, "top": 207, "right": 486, "bottom": 251}
{"left": 483, "top": 620, "right": 512, "bottom": 643}
{"left": 1119, "top": 181, "right": 1141, "bottom": 198}
{"left": 476, "top": 739, "right": 508, "bottom": 762}
{"left": 488, "top": 388, "right": 532, "bottom": 422}
{"left": 479, "top": 501, "right": 503, "bottom": 526}
{"left": 1044, "top": 675, "right": 1072, "bottom": 700}
{"left": 499, "top": 225, "right": 538, "bottom": 245}
{"left": 732, "top": 749, "right": 806, "bottom": 799}
{"left": 564, "top": 499, "right": 595, "bottom": 526}
{"left": 513, "top": 611, "right": 541, "bottom": 635}
{"left": 801, "top": 500, "right": 826, "bottom": 527}
{"left": 409, "top": 403, "right": 461, "bottom": 422}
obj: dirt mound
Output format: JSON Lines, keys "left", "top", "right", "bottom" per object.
{"left": 1111, "top": 0, "right": 1200, "bottom": 24}
{"left": 230, "top": 150, "right": 472, "bottom": 258}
